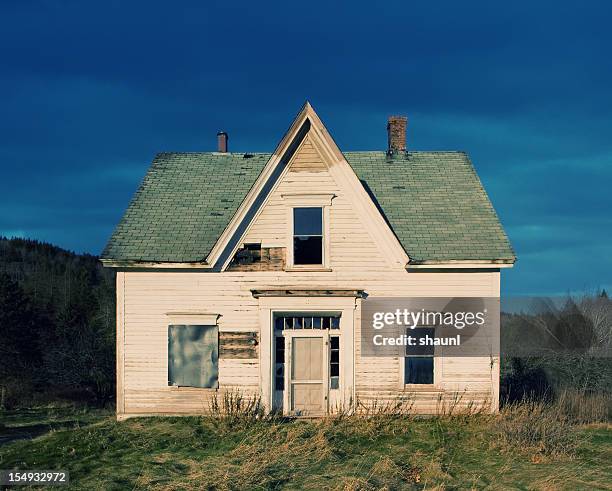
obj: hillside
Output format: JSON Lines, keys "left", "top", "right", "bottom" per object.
{"left": 0, "top": 405, "right": 610, "bottom": 490}
{"left": 0, "top": 237, "right": 115, "bottom": 408}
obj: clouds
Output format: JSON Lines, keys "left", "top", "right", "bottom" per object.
{"left": 0, "top": 1, "right": 610, "bottom": 294}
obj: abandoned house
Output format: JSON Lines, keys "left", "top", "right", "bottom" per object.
{"left": 102, "top": 103, "right": 515, "bottom": 419}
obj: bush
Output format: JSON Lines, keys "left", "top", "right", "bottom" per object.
{"left": 208, "top": 390, "right": 271, "bottom": 429}
{"left": 501, "top": 357, "right": 554, "bottom": 403}
{"left": 495, "top": 399, "right": 581, "bottom": 456}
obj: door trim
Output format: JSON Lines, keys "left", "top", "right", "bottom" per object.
{"left": 258, "top": 297, "right": 358, "bottom": 414}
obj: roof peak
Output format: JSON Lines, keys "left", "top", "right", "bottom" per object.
{"left": 155, "top": 150, "right": 468, "bottom": 156}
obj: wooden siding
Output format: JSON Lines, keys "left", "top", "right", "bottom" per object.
{"left": 219, "top": 332, "right": 258, "bottom": 359}
{"left": 118, "top": 132, "right": 502, "bottom": 416}
{"left": 227, "top": 246, "right": 285, "bottom": 271}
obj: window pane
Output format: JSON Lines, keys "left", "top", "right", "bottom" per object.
{"left": 275, "top": 335, "right": 285, "bottom": 391}
{"left": 275, "top": 336, "right": 285, "bottom": 363}
{"left": 405, "top": 357, "right": 434, "bottom": 384}
{"left": 294, "top": 236, "right": 323, "bottom": 264}
{"left": 275, "top": 377, "right": 284, "bottom": 391}
{"left": 294, "top": 207, "right": 322, "bottom": 235}
{"left": 330, "top": 335, "right": 340, "bottom": 387}
{"left": 405, "top": 327, "right": 436, "bottom": 356}
{"left": 330, "top": 336, "right": 339, "bottom": 350}
{"left": 331, "top": 317, "right": 340, "bottom": 329}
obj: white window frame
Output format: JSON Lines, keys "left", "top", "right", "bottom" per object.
{"left": 281, "top": 193, "right": 334, "bottom": 271}
{"left": 400, "top": 326, "right": 442, "bottom": 389}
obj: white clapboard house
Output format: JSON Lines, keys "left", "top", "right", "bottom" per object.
{"left": 102, "top": 103, "right": 515, "bottom": 419}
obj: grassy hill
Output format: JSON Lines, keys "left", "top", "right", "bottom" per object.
{"left": 0, "top": 404, "right": 610, "bottom": 490}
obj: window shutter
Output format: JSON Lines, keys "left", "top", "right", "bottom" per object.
{"left": 168, "top": 325, "right": 219, "bottom": 388}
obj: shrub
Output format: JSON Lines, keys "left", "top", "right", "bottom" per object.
{"left": 208, "top": 390, "right": 271, "bottom": 428}
{"left": 495, "top": 399, "right": 581, "bottom": 456}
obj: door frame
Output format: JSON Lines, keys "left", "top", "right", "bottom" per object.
{"left": 258, "top": 296, "right": 358, "bottom": 414}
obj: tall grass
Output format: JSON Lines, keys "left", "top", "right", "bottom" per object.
{"left": 554, "top": 389, "right": 611, "bottom": 424}
{"left": 3, "top": 395, "right": 609, "bottom": 490}
{"left": 208, "top": 390, "right": 273, "bottom": 428}
{"left": 201, "top": 387, "right": 608, "bottom": 471}
{"left": 495, "top": 399, "right": 580, "bottom": 456}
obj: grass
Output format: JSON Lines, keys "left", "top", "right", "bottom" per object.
{"left": 0, "top": 405, "right": 111, "bottom": 447}
{"left": 0, "top": 403, "right": 610, "bottom": 490}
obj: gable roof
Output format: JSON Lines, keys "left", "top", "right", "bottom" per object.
{"left": 101, "top": 150, "right": 515, "bottom": 265}
{"left": 347, "top": 151, "right": 514, "bottom": 264}
{"left": 102, "top": 152, "right": 269, "bottom": 264}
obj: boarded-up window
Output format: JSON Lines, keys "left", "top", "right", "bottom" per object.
{"left": 168, "top": 325, "right": 219, "bottom": 388}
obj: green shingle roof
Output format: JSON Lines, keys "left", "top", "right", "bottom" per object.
{"left": 101, "top": 151, "right": 515, "bottom": 264}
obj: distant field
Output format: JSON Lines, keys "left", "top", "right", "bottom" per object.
{"left": 0, "top": 406, "right": 610, "bottom": 490}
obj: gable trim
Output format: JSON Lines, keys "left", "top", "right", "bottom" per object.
{"left": 100, "top": 259, "right": 213, "bottom": 269}
{"left": 407, "top": 261, "right": 514, "bottom": 269}
{"left": 306, "top": 110, "right": 409, "bottom": 269}
{"left": 210, "top": 102, "right": 410, "bottom": 272}
{"left": 205, "top": 117, "right": 311, "bottom": 269}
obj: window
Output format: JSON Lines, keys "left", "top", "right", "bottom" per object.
{"left": 168, "top": 325, "right": 218, "bottom": 388}
{"left": 275, "top": 314, "right": 340, "bottom": 330}
{"left": 274, "top": 313, "right": 341, "bottom": 392}
{"left": 404, "top": 327, "right": 435, "bottom": 385}
{"left": 330, "top": 336, "right": 340, "bottom": 389}
{"left": 293, "top": 207, "right": 323, "bottom": 265}
{"left": 275, "top": 335, "right": 285, "bottom": 391}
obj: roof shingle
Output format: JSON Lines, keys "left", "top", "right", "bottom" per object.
{"left": 101, "top": 151, "right": 515, "bottom": 264}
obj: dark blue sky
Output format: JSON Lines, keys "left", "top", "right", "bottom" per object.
{"left": 1, "top": 1, "right": 610, "bottom": 295}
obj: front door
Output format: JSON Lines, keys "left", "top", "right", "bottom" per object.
{"left": 287, "top": 335, "right": 326, "bottom": 415}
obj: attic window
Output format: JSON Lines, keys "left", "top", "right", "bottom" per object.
{"left": 293, "top": 207, "right": 323, "bottom": 265}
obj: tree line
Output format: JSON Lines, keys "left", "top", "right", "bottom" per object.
{"left": 0, "top": 237, "right": 115, "bottom": 408}
{"left": 0, "top": 236, "right": 609, "bottom": 410}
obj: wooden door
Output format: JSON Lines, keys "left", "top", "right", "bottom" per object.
{"left": 289, "top": 336, "right": 326, "bottom": 415}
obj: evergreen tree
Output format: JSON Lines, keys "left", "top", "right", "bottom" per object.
{"left": 0, "top": 273, "right": 41, "bottom": 374}
{"left": 0, "top": 238, "right": 115, "bottom": 407}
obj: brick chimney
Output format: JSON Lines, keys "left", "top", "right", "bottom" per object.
{"left": 217, "top": 131, "right": 228, "bottom": 153}
{"left": 387, "top": 116, "right": 407, "bottom": 155}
